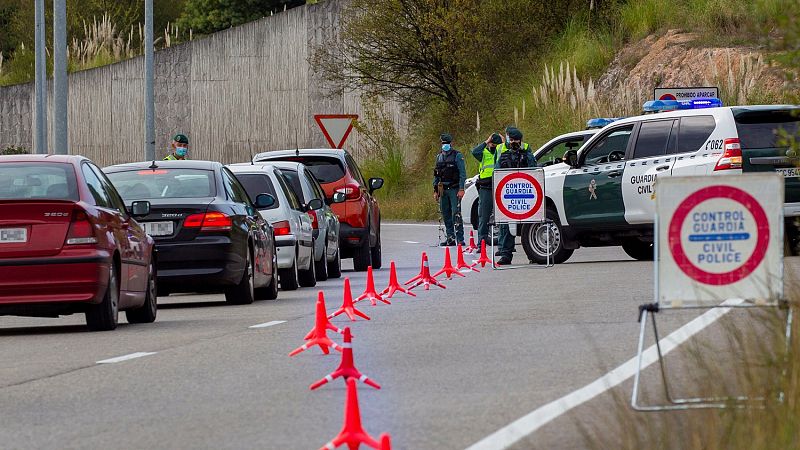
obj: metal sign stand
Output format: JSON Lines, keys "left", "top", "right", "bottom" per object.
{"left": 489, "top": 168, "right": 553, "bottom": 271}
{"left": 631, "top": 213, "right": 793, "bottom": 411}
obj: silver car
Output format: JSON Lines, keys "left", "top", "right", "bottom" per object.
{"left": 229, "top": 163, "right": 322, "bottom": 290}
{"left": 267, "top": 161, "right": 343, "bottom": 281}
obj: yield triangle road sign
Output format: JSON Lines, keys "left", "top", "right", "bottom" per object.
{"left": 314, "top": 114, "right": 358, "bottom": 149}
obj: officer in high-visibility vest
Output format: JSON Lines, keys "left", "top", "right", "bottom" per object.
{"left": 495, "top": 127, "right": 535, "bottom": 265}
{"left": 471, "top": 132, "right": 504, "bottom": 247}
{"left": 164, "top": 133, "right": 189, "bottom": 160}
{"left": 433, "top": 133, "right": 466, "bottom": 246}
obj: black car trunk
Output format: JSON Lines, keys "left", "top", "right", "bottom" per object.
{"left": 135, "top": 197, "right": 215, "bottom": 242}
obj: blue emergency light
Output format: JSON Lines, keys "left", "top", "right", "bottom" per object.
{"left": 642, "top": 100, "right": 680, "bottom": 113}
{"left": 677, "top": 97, "right": 723, "bottom": 109}
{"left": 643, "top": 97, "right": 723, "bottom": 113}
{"left": 586, "top": 117, "right": 624, "bottom": 129}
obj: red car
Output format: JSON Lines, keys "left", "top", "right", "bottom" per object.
{"left": 253, "top": 149, "right": 384, "bottom": 271}
{"left": 0, "top": 155, "right": 156, "bottom": 331}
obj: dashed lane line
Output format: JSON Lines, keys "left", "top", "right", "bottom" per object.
{"left": 96, "top": 352, "right": 157, "bottom": 364}
{"left": 249, "top": 320, "right": 287, "bottom": 329}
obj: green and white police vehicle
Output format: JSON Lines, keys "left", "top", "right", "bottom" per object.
{"left": 520, "top": 101, "right": 800, "bottom": 264}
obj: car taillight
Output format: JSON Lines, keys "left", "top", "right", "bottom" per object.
{"left": 183, "top": 212, "right": 233, "bottom": 231}
{"left": 65, "top": 209, "right": 98, "bottom": 245}
{"left": 273, "top": 220, "right": 291, "bottom": 236}
{"left": 335, "top": 183, "right": 361, "bottom": 200}
{"left": 308, "top": 210, "right": 319, "bottom": 229}
{"left": 714, "top": 138, "right": 743, "bottom": 171}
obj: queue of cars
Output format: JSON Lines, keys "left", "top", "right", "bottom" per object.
{"left": 0, "top": 149, "right": 383, "bottom": 331}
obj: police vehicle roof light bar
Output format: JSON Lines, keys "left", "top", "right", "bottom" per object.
{"left": 586, "top": 117, "right": 625, "bottom": 129}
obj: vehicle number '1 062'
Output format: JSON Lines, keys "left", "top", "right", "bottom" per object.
{"left": 705, "top": 139, "right": 724, "bottom": 151}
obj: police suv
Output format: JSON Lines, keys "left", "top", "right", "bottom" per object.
{"left": 520, "top": 101, "right": 800, "bottom": 264}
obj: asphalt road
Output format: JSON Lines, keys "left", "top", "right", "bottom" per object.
{"left": 0, "top": 222, "right": 793, "bottom": 449}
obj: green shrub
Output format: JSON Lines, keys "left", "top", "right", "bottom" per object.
{"left": 1, "top": 145, "right": 29, "bottom": 155}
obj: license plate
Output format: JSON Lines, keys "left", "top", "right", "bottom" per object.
{"left": 0, "top": 228, "right": 27, "bottom": 243}
{"left": 143, "top": 221, "right": 174, "bottom": 237}
{"left": 776, "top": 168, "right": 800, "bottom": 178}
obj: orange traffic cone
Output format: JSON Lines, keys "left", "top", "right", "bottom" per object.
{"left": 305, "top": 290, "right": 344, "bottom": 340}
{"left": 433, "top": 247, "right": 465, "bottom": 279}
{"left": 319, "top": 378, "right": 392, "bottom": 450}
{"left": 329, "top": 278, "right": 371, "bottom": 322}
{"left": 465, "top": 231, "right": 478, "bottom": 254}
{"left": 456, "top": 244, "right": 480, "bottom": 273}
{"left": 380, "top": 261, "right": 416, "bottom": 300}
{"left": 357, "top": 266, "right": 390, "bottom": 306}
{"left": 406, "top": 253, "right": 446, "bottom": 291}
{"left": 474, "top": 240, "right": 492, "bottom": 268}
{"left": 310, "top": 327, "right": 380, "bottom": 391}
{"left": 289, "top": 292, "right": 343, "bottom": 357}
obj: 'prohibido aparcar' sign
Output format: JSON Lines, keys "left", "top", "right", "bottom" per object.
{"left": 657, "top": 174, "right": 784, "bottom": 307}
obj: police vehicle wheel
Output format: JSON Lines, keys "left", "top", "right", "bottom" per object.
{"left": 622, "top": 240, "right": 654, "bottom": 261}
{"left": 521, "top": 207, "right": 573, "bottom": 264}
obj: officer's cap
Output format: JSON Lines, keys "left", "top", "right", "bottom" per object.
{"left": 173, "top": 133, "right": 189, "bottom": 144}
{"left": 508, "top": 128, "right": 523, "bottom": 140}
{"left": 490, "top": 133, "right": 503, "bottom": 145}
{"left": 440, "top": 133, "right": 453, "bottom": 144}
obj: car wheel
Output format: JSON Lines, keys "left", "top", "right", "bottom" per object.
{"left": 370, "top": 230, "right": 382, "bottom": 269}
{"left": 328, "top": 245, "right": 342, "bottom": 279}
{"left": 521, "top": 207, "right": 574, "bottom": 265}
{"left": 86, "top": 262, "right": 119, "bottom": 331}
{"left": 225, "top": 249, "right": 255, "bottom": 305}
{"left": 279, "top": 248, "right": 300, "bottom": 291}
{"left": 256, "top": 246, "right": 279, "bottom": 300}
{"left": 352, "top": 236, "right": 372, "bottom": 272}
{"left": 126, "top": 259, "right": 158, "bottom": 324}
{"left": 622, "top": 240, "right": 654, "bottom": 261}
{"left": 299, "top": 245, "right": 317, "bottom": 287}
{"left": 315, "top": 241, "right": 329, "bottom": 281}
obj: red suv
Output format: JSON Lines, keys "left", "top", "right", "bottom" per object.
{"left": 0, "top": 155, "right": 156, "bottom": 331}
{"left": 253, "top": 149, "right": 383, "bottom": 271}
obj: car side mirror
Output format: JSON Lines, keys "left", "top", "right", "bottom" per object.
{"left": 564, "top": 150, "right": 578, "bottom": 168}
{"left": 331, "top": 192, "right": 346, "bottom": 204}
{"left": 306, "top": 198, "right": 323, "bottom": 211}
{"left": 130, "top": 200, "right": 151, "bottom": 218}
{"left": 368, "top": 177, "right": 384, "bottom": 193}
{"left": 254, "top": 193, "right": 275, "bottom": 209}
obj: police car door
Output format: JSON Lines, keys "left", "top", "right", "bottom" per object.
{"left": 622, "top": 119, "right": 678, "bottom": 224}
{"left": 563, "top": 125, "right": 634, "bottom": 226}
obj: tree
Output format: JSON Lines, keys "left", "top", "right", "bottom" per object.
{"left": 177, "top": 0, "right": 305, "bottom": 35}
{"left": 314, "top": 0, "right": 582, "bottom": 113}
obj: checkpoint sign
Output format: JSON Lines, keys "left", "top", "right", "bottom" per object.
{"left": 657, "top": 174, "right": 784, "bottom": 306}
{"left": 492, "top": 168, "right": 545, "bottom": 224}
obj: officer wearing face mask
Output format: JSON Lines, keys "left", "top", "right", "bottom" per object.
{"left": 495, "top": 127, "right": 535, "bottom": 265}
{"left": 433, "top": 133, "right": 466, "bottom": 246}
{"left": 164, "top": 133, "right": 189, "bottom": 160}
{"left": 471, "top": 133, "right": 504, "bottom": 248}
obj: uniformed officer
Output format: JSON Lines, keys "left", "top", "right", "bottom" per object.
{"left": 471, "top": 133, "right": 504, "bottom": 248}
{"left": 164, "top": 133, "right": 189, "bottom": 160}
{"left": 433, "top": 133, "right": 466, "bottom": 246}
{"left": 495, "top": 127, "right": 535, "bottom": 265}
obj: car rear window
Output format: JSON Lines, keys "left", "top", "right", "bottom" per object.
{"left": 0, "top": 163, "right": 79, "bottom": 201}
{"left": 262, "top": 156, "right": 345, "bottom": 183}
{"left": 235, "top": 173, "right": 280, "bottom": 210}
{"left": 734, "top": 109, "right": 800, "bottom": 149}
{"left": 106, "top": 168, "right": 216, "bottom": 200}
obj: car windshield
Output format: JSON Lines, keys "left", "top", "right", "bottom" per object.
{"left": 106, "top": 168, "right": 216, "bottom": 200}
{"left": 263, "top": 156, "right": 345, "bottom": 183}
{"left": 0, "top": 163, "right": 79, "bottom": 201}
{"left": 235, "top": 173, "right": 280, "bottom": 210}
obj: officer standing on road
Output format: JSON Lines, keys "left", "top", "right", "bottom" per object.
{"left": 164, "top": 133, "right": 190, "bottom": 160}
{"left": 471, "top": 133, "right": 504, "bottom": 248}
{"left": 495, "top": 127, "right": 535, "bottom": 265}
{"left": 433, "top": 133, "right": 466, "bottom": 246}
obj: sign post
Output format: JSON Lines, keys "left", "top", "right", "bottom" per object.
{"left": 314, "top": 114, "right": 358, "bottom": 149}
{"left": 631, "top": 174, "right": 790, "bottom": 411}
{"left": 490, "top": 168, "right": 549, "bottom": 270}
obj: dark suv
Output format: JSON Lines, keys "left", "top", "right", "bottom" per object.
{"left": 253, "top": 149, "right": 383, "bottom": 271}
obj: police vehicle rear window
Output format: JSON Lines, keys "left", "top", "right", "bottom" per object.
{"left": 677, "top": 116, "right": 716, "bottom": 153}
{"left": 107, "top": 168, "right": 216, "bottom": 200}
{"left": 0, "top": 163, "right": 79, "bottom": 201}
{"left": 235, "top": 173, "right": 280, "bottom": 210}
{"left": 265, "top": 156, "right": 345, "bottom": 183}
{"left": 734, "top": 109, "right": 800, "bottom": 149}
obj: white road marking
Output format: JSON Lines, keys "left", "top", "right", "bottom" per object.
{"left": 466, "top": 299, "right": 743, "bottom": 450}
{"left": 382, "top": 223, "right": 440, "bottom": 227}
{"left": 249, "top": 320, "right": 287, "bottom": 329}
{"left": 96, "top": 352, "right": 157, "bottom": 364}
{"left": 404, "top": 240, "right": 420, "bottom": 244}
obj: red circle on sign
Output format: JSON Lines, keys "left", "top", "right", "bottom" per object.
{"left": 659, "top": 94, "right": 677, "bottom": 100}
{"left": 668, "top": 185, "right": 769, "bottom": 286}
{"left": 494, "top": 172, "right": 544, "bottom": 221}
